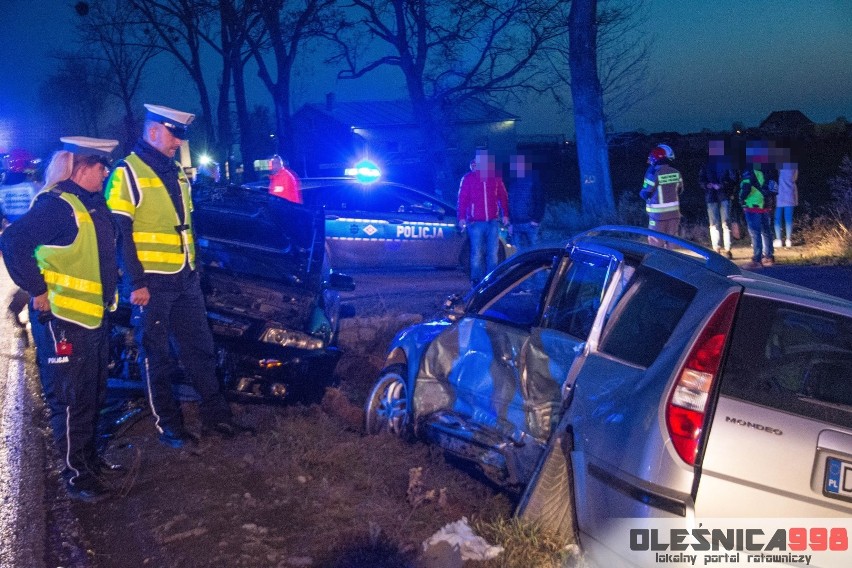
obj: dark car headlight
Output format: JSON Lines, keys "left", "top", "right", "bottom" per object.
{"left": 260, "top": 326, "right": 325, "bottom": 350}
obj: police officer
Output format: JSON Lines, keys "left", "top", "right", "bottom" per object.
{"left": 640, "top": 144, "right": 683, "bottom": 248}
{"left": 105, "top": 104, "right": 238, "bottom": 448}
{"left": 0, "top": 136, "right": 120, "bottom": 502}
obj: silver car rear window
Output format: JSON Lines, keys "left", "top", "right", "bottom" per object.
{"left": 597, "top": 266, "right": 696, "bottom": 368}
{"left": 720, "top": 295, "right": 852, "bottom": 429}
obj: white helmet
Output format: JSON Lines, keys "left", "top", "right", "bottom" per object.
{"left": 657, "top": 144, "right": 675, "bottom": 160}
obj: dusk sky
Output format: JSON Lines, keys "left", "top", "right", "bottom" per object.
{"left": 1, "top": 0, "right": 851, "bottom": 151}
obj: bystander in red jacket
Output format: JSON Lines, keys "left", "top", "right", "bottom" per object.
{"left": 268, "top": 155, "right": 302, "bottom": 204}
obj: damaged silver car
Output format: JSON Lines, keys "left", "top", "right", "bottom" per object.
{"left": 366, "top": 226, "right": 852, "bottom": 567}
{"left": 364, "top": 238, "right": 613, "bottom": 486}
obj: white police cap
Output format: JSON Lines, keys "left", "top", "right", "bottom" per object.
{"left": 60, "top": 136, "right": 120, "bottom": 158}
{"left": 144, "top": 104, "right": 195, "bottom": 139}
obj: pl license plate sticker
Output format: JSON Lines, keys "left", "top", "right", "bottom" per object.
{"left": 824, "top": 457, "right": 852, "bottom": 502}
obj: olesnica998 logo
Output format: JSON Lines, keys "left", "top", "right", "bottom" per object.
{"left": 629, "top": 525, "right": 848, "bottom": 565}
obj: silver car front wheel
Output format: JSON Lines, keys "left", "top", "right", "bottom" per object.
{"left": 364, "top": 365, "right": 410, "bottom": 436}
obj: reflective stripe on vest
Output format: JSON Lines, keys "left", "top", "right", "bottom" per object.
{"left": 646, "top": 201, "right": 681, "bottom": 214}
{"left": 122, "top": 154, "right": 195, "bottom": 273}
{"left": 646, "top": 167, "right": 681, "bottom": 216}
{"left": 34, "top": 191, "right": 105, "bottom": 328}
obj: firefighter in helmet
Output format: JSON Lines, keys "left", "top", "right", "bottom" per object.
{"left": 640, "top": 144, "right": 683, "bottom": 248}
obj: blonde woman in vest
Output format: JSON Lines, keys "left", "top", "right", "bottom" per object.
{"left": 105, "top": 104, "right": 241, "bottom": 449}
{"left": 0, "top": 136, "right": 120, "bottom": 502}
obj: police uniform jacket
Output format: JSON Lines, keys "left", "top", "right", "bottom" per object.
{"left": 0, "top": 180, "right": 118, "bottom": 313}
{"left": 106, "top": 139, "right": 194, "bottom": 291}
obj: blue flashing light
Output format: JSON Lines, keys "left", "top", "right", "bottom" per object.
{"left": 345, "top": 159, "right": 381, "bottom": 183}
{"left": 198, "top": 154, "right": 212, "bottom": 166}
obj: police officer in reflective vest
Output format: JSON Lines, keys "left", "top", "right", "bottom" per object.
{"left": 0, "top": 136, "right": 121, "bottom": 502}
{"left": 640, "top": 144, "right": 683, "bottom": 248}
{"left": 105, "top": 104, "right": 238, "bottom": 448}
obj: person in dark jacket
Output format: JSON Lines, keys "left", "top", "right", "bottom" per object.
{"left": 699, "top": 139, "right": 738, "bottom": 258}
{"left": 105, "top": 104, "right": 241, "bottom": 449}
{"left": 507, "top": 154, "right": 544, "bottom": 252}
{"left": 457, "top": 150, "right": 509, "bottom": 286}
{"left": 0, "top": 136, "right": 121, "bottom": 503}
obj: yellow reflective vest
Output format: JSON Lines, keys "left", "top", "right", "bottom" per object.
{"left": 105, "top": 153, "right": 195, "bottom": 273}
{"left": 34, "top": 190, "right": 106, "bottom": 329}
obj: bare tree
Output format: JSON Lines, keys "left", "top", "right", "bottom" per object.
{"left": 330, "top": 0, "right": 565, "bottom": 194}
{"left": 74, "top": 0, "right": 161, "bottom": 151}
{"left": 546, "top": 0, "right": 652, "bottom": 127}
{"left": 129, "top": 0, "right": 219, "bottom": 144}
{"left": 198, "top": 0, "right": 263, "bottom": 180}
{"left": 38, "top": 58, "right": 109, "bottom": 140}
{"left": 569, "top": 0, "right": 614, "bottom": 215}
{"left": 247, "top": 0, "right": 342, "bottom": 163}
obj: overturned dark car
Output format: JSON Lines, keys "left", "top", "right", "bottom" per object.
{"left": 107, "top": 184, "right": 354, "bottom": 404}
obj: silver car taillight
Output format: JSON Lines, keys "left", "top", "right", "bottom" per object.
{"left": 666, "top": 293, "right": 738, "bottom": 466}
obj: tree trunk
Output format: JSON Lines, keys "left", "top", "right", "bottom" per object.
{"left": 274, "top": 84, "right": 294, "bottom": 165}
{"left": 233, "top": 54, "right": 254, "bottom": 182}
{"left": 216, "top": 14, "right": 234, "bottom": 181}
{"left": 569, "top": 0, "right": 614, "bottom": 217}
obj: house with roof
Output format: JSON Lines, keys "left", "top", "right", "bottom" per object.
{"left": 291, "top": 94, "right": 518, "bottom": 191}
{"left": 758, "top": 110, "right": 816, "bottom": 138}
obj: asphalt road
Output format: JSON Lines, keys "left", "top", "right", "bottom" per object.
{"left": 0, "top": 265, "right": 46, "bottom": 568}
{"left": 760, "top": 265, "right": 852, "bottom": 302}
{"left": 339, "top": 267, "right": 471, "bottom": 318}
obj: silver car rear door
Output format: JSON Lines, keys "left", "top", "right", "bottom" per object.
{"left": 698, "top": 293, "right": 852, "bottom": 518}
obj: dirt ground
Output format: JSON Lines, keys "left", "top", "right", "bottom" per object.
{"left": 49, "top": 270, "right": 522, "bottom": 568}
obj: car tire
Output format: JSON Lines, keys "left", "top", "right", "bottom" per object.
{"left": 514, "top": 426, "right": 578, "bottom": 541}
{"left": 364, "top": 364, "right": 411, "bottom": 437}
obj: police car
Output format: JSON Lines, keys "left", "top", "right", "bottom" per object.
{"left": 244, "top": 173, "right": 513, "bottom": 270}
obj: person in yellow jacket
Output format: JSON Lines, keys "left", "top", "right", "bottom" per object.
{"left": 105, "top": 104, "right": 240, "bottom": 448}
{"left": 0, "top": 136, "right": 121, "bottom": 502}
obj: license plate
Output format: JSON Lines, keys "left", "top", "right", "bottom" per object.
{"left": 824, "top": 457, "right": 852, "bottom": 502}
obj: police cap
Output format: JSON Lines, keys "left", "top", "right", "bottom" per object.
{"left": 144, "top": 103, "right": 195, "bottom": 139}
{"left": 60, "top": 136, "right": 119, "bottom": 164}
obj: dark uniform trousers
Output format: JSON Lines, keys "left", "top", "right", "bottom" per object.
{"left": 29, "top": 309, "right": 109, "bottom": 483}
{"left": 136, "top": 267, "right": 231, "bottom": 433}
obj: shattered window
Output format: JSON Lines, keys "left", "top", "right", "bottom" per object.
{"left": 542, "top": 251, "right": 613, "bottom": 340}
{"left": 479, "top": 265, "right": 553, "bottom": 326}
{"left": 473, "top": 251, "right": 560, "bottom": 327}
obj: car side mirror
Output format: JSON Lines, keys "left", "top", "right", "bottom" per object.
{"left": 442, "top": 293, "right": 466, "bottom": 321}
{"left": 326, "top": 271, "right": 355, "bottom": 292}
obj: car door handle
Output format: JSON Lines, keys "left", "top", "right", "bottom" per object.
{"left": 325, "top": 214, "right": 340, "bottom": 220}
{"left": 387, "top": 219, "right": 404, "bottom": 224}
